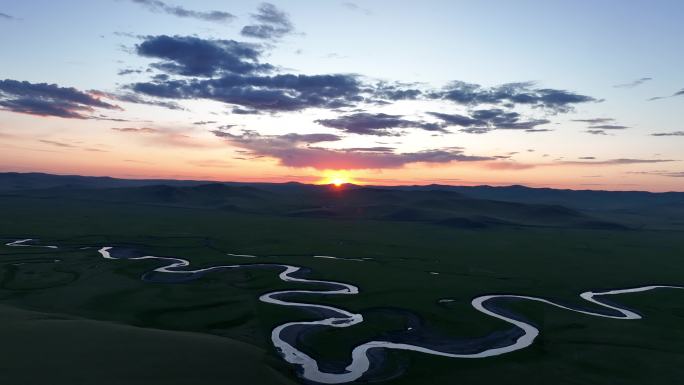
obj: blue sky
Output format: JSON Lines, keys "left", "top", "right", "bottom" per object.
{"left": 1, "top": 0, "right": 683, "bottom": 189}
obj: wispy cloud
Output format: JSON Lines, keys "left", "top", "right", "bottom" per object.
{"left": 112, "top": 93, "right": 183, "bottom": 110}
{"left": 559, "top": 158, "right": 675, "bottom": 166}
{"left": 0, "top": 12, "right": 14, "bottom": 20}
{"left": 584, "top": 130, "right": 608, "bottom": 135}
{"left": 112, "top": 126, "right": 219, "bottom": 148}
{"left": 587, "top": 124, "right": 629, "bottom": 130}
{"left": 574, "top": 118, "right": 629, "bottom": 134}
{"left": 482, "top": 158, "right": 676, "bottom": 171}
{"left": 627, "top": 170, "right": 684, "bottom": 178}
{"left": 483, "top": 161, "right": 536, "bottom": 170}
{"left": 651, "top": 131, "right": 684, "bottom": 136}
{"left": 128, "top": 0, "right": 235, "bottom": 23}
{"left": 341, "top": 2, "right": 372, "bottom": 15}
{"left": 572, "top": 118, "right": 614, "bottom": 124}
{"left": 39, "top": 139, "right": 77, "bottom": 148}
{"left": 613, "top": 77, "right": 652, "bottom": 89}
{"left": 111, "top": 127, "right": 159, "bottom": 133}
{"left": 648, "top": 88, "right": 684, "bottom": 101}
{"left": 241, "top": 3, "right": 294, "bottom": 40}
{"left": 212, "top": 130, "right": 491, "bottom": 169}
{"left": 188, "top": 159, "right": 234, "bottom": 168}
{"left": 38, "top": 139, "right": 108, "bottom": 153}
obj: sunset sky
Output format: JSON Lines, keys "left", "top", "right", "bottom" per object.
{"left": 1, "top": 0, "right": 683, "bottom": 190}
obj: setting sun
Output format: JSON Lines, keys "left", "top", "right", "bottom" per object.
{"left": 318, "top": 170, "right": 357, "bottom": 186}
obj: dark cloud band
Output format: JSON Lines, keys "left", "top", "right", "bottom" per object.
{"left": 0, "top": 79, "right": 119, "bottom": 119}
{"left": 316, "top": 113, "right": 447, "bottom": 136}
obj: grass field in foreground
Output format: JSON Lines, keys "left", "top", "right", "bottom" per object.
{"left": 0, "top": 195, "right": 683, "bottom": 385}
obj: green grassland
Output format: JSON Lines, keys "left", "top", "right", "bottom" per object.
{"left": 0, "top": 191, "right": 683, "bottom": 385}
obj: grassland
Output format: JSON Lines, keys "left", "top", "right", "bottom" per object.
{"left": 0, "top": 187, "right": 683, "bottom": 384}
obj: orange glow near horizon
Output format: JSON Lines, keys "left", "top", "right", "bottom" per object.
{"left": 2, "top": 123, "right": 684, "bottom": 192}
{"left": 317, "top": 170, "right": 358, "bottom": 186}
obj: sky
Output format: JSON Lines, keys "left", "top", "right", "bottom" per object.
{"left": 1, "top": 0, "right": 683, "bottom": 191}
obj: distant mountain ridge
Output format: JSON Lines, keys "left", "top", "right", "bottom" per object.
{"left": 397, "top": 184, "right": 684, "bottom": 211}
{"left": 1, "top": 172, "right": 683, "bottom": 210}
{"left": 3, "top": 172, "right": 682, "bottom": 231}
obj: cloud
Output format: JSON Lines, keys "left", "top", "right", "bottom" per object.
{"left": 560, "top": 158, "right": 675, "bottom": 165}
{"left": 651, "top": 131, "right": 684, "bottom": 136}
{"left": 38, "top": 139, "right": 107, "bottom": 153}
{"left": 341, "top": 146, "right": 395, "bottom": 152}
{"left": 131, "top": 72, "right": 364, "bottom": 112}
{"left": 188, "top": 159, "right": 234, "bottom": 168}
{"left": 587, "top": 124, "right": 629, "bottom": 130}
{"left": 113, "top": 92, "right": 184, "bottom": 110}
{"left": 213, "top": 129, "right": 341, "bottom": 144}
{"left": 111, "top": 127, "right": 159, "bottom": 133}
{"left": 129, "top": 0, "right": 235, "bottom": 23}
{"left": 0, "top": 12, "right": 14, "bottom": 20}
{"left": 574, "top": 118, "right": 628, "bottom": 132}
{"left": 193, "top": 120, "right": 217, "bottom": 126}
{"left": 231, "top": 107, "right": 260, "bottom": 114}
{"left": 584, "top": 130, "right": 608, "bottom": 135}
{"left": 136, "top": 35, "right": 271, "bottom": 77}
{"left": 524, "top": 128, "right": 553, "bottom": 133}
{"left": 39, "top": 139, "right": 77, "bottom": 148}
{"left": 0, "top": 79, "right": 119, "bottom": 119}
{"left": 430, "top": 81, "right": 599, "bottom": 113}
{"left": 648, "top": 88, "right": 684, "bottom": 101}
{"left": 426, "top": 112, "right": 479, "bottom": 127}
{"left": 627, "top": 170, "right": 684, "bottom": 178}
{"left": 0, "top": 131, "right": 15, "bottom": 139}
{"left": 93, "top": 116, "right": 130, "bottom": 122}
{"left": 613, "top": 77, "right": 652, "bottom": 89}
{"left": 315, "top": 112, "right": 447, "bottom": 136}
{"left": 483, "top": 161, "right": 536, "bottom": 170}
{"left": 571, "top": 118, "right": 614, "bottom": 124}
{"left": 115, "top": 127, "right": 220, "bottom": 148}
{"left": 241, "top": 3, "right": 294, "bottom": 40}
{"left": 578, "top": 156, "right": 596, "bottom": 160}
{"left": 153, "top": 133, "right": 218, "bottom": 148}
{"left": 117, "top": 68, "right": 145, "bottom": 76}
{"left": 112, "top": 127, "right": 219, "bottom": 148}
{"left": 470, "top": 109, "right": 550, "bottom": 130}
{"left": 276, "top": 133, "right": 343, "bottom": 143}
{"left": 481, "top": 158, "right": 677, "bottom": 171}
{"left": 373, "top": 82, "right": 423, "bottom": 101}
{"left": 128, "top": 35, "right": 599, "bottom": 126}
{"left": 428, "top": 109, "right": 549, "bottom": 134}
{"left": 341, "top": 2, "right": 372, "bottom": 15}
{"left": 212, "top": 130, "right": 491, "bottom": 169}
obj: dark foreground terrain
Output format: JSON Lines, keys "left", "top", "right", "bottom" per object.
{"left": 0, "top": 172, "right": 682, "bottom": 385}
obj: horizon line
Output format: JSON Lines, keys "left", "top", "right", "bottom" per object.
{"left": 1, "top": 169, "right": 682, "bottom": 194}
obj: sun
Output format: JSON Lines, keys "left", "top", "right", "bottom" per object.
{"left": 318, "top": 170, "right": 357, "bottom": 186}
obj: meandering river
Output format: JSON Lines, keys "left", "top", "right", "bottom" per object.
{"left": 6, "top": 239, "right": 683, "bottom": 384}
